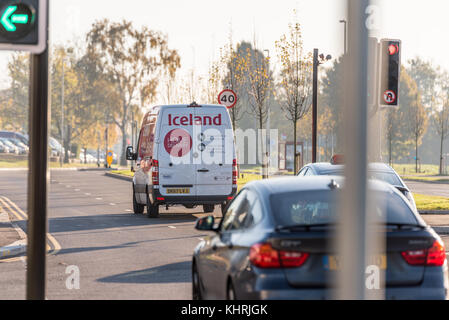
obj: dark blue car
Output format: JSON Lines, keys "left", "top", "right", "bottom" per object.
{"left": 192, "top": 176, "right": 448, "bottom": 300}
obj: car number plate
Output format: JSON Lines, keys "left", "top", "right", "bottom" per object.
{"left": 324, "top": 254, "right": 387, "bottom": 270}
{"left": 166, "top": 188, "right": 190, "bottom": 194}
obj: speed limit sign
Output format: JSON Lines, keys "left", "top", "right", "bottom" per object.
{"left": 218, "top": 89, "right": 237, "bottom": 109}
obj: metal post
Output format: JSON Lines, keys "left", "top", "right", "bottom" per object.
{"left": 335, "top": 0, "right": 371, "bottom": 299}
{"left": 105, "top": 116, "right": 109, "bottom": 169}
{"left": 340, "top": 20, "right": 347, "bottom": 55}
{"left": 27, "top": 7, "right": 50, "bottom": 299}
{"left": 312, "top": 49, "right": 318, "bottom": 163}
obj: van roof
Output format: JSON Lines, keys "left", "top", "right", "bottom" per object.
{"left": 146, "top": 104, "right": 228, "bottom": 115}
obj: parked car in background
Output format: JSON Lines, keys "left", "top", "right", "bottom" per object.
{"left": 0, "top": 131, "right": 28, "bottom": 146}
{"left": 297, "top": 156, "right": 417, "bottom": 211}
{"left": 49, "top": 137, "right": 64, "bottom": 157}
{"left": 6, "top": 138, "right": 28, "bottom": 154}
{"left": 193, "top": 176, "right": 448, "bottom": 300}
{"left": 0, "top": 138, "right": 19, "bottom": 154}
{"left": 0, "top": 140, "right": 10, "bottom": 153}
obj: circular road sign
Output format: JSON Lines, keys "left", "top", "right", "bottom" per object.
{"left": 383, "top": 90, "right": 396, "bottom": 104}
{"left": 0, "top": 3, "right": 35, "bottom": 39}
{"left": 218, "top": 89, "right": 237, "bottom": 109}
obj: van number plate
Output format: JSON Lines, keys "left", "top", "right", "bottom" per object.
{"left": 166, "top": 188, "right": 190, "bottom": 194}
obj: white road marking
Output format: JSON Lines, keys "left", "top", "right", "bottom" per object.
{"left": 125, "top": 209, "right": 133, "bottom": 212}
{"left": 168, "top": 226, "right": 176, "bottom": 229}
{"left": 109, "top": 203, "right": 116, "bottom": 206}
{"left": 198, "top": 238, "right": 204, "bottom": 241}
{"left": 96, "top": 198, "right": 102, "bottom": 200}
{"left": 75, "top": 189, "right": 80, "bottom": 192}
{"left": 85, "top": 193, "right": 91, "bottom": 196}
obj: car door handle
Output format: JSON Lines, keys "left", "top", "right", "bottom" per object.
{"left": 197, "top": 169, "right": 209, "bottom": 173}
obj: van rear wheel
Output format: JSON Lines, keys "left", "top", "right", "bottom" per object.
{"left": 203, "top": 204, "right": 214, "bottom": 213}
{"left": 133, "top": 187, "right": 144, "bottom": 214}
{"left": 146, "top": 193, "right": 159, "bottom": 218}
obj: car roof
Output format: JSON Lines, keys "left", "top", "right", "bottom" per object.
{"left": 246, "top": 175, "right": 394, "bottom": 196}
{"left": 306, "top": 162, "right": 396, "bottom": 174}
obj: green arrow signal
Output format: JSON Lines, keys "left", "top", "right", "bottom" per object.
{"left": 1, "top": 6, "right": 29, "bottom": 32}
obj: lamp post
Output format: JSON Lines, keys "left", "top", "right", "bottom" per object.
{"left": 263, "top": 49, "right": 270, "bottom": 178}
{"left": 312, "top": 49, "right": 332, "bottom": 163}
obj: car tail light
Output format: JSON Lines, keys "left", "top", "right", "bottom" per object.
{"left": 249, "top": 243, "right": 309, "bottom": 269}
{"left": 232, "top": 159, "right": 238, "bottom": 185}
{"left": 401, "top": 239, "right": 446, "bottom": 266}
{"left": 152, "top": 160, "right": 159, "bottom": 185}
{"left": 427, "top": 239, "right": 446, "bottom": 266}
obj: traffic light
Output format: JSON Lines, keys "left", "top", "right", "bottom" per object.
{"left": 379, "top": 39, "right": 401, "bottom": 107}
{"left": 0, "top": 0, "right": 47, "bottom": 54}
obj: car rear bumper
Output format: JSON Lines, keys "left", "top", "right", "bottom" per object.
{"left": 235, "top": 268, "right": 448, "bottom": 300}
{"left": 149, "top": 186, "right": 237, "bottom": 205}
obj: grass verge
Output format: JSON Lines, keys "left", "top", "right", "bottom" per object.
{"left": 414, "top": 194, "right": 449, "bottom": 211}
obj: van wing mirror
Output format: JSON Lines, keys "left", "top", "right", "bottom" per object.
{"left": 126, "top": 146, "right": 137, "bottom": 161}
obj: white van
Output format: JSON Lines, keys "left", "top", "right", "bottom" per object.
{"left": 126, "top": 103, "right": 238, "bottom": 218}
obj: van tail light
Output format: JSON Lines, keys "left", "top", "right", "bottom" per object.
{"left": 249, "top": 243, "right": 309, "bottom": 268}
{"left": 401, "top": 239, "right": 446, "bottom": 267}
{"left": 152, "top": 160, "right": 159, "bottom": 185}
{"left": 232, "top": 159, "right": 238, "bottom": 185}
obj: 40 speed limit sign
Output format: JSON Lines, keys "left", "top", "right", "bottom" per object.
{"left": 218, "top": 89, "right": 237, "bottom": 109}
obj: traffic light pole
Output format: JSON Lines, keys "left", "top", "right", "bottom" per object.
{"left": 26, "top": 2, "right": 49, "bottom": 300}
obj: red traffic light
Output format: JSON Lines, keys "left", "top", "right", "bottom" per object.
{"left": 388, "top": 44, "right": 399, "bottom": 55}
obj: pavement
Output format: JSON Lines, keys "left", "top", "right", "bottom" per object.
{"left": 0, "top": 207, "right": 26, "bottom": 259}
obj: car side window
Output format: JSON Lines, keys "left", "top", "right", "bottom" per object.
{"left": 220, "top": 190, "right": 247, "bottom": 232}
{"left": 242, "top": 190, "right": 263, "bottom": 229}
{"left": 304, "top": 168, "right": 314, "bottom": 176}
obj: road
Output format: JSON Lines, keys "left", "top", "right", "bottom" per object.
{"left": 405, "top": 180, "right": 449, "bottom": 197}
{"left": 0, "top": 169, "right": 214, "bottom": 299}
{"left": 1, "top": 170, "right": 449, "bottom": 300}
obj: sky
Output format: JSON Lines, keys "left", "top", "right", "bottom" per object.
{"left": 0, "top": 0, "right": 448, "bottom": 90}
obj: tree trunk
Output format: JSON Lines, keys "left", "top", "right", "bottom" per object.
{"left": 64, "top": 125, "right": 71, "bottom": 164}
{"left": 293, "top": 119, "right": 297, "bottom": 175}
{"left": 84, "top": 147, "right": 87, "bottom": 164}
{"left": 440, "top": 132, "right": 444, "bottom": 175}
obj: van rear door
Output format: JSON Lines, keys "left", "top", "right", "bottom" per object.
{"left": 158, "top": 106, "right": 196, "bottom": 197}
{"left": 194, "top": 106, "right": 233, "bottom": 196}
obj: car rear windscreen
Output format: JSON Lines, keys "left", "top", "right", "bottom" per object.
{"left": 270, "top": 190, "right": 418, "bottom": 227}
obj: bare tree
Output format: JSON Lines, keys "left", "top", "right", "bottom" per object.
{"left": 433, "top": 73, "right": 449, "bottom": 174}
{"left": 221, "top": 34, "right": 247, "bottom": 132}
{"left": 86, "top": 19, "right": 180, "bottom": 165}
{"left": 242, "top": 39, "right": 272, "bottom": 178}
{"left": 408, "top": 92, "right": 428, "bottom": 173}
{"left": 276, "top": 21, "right": 313, "bottom": 174}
